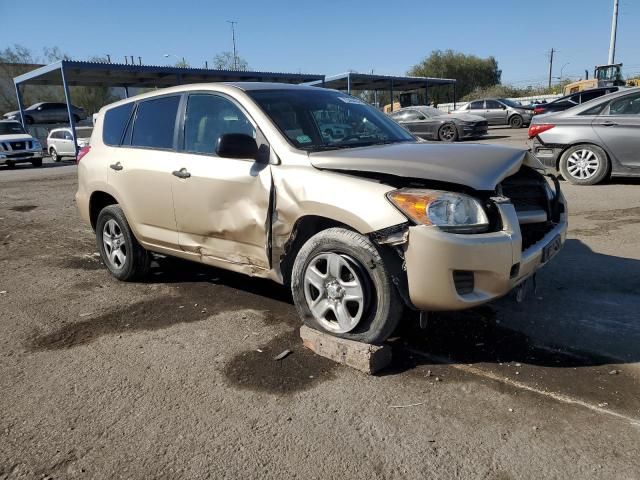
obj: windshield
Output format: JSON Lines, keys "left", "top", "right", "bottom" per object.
{"left": 419, "top": 106, "right": 444, "bottom": 117}
{"left": 247, "top": 89, "right": 415, "bottom": 151}
{"left": 498, "top": 98, "right": 522, "bottom": 108}
{"left": 0, "top": 122, "right": 26, "bottom": 135}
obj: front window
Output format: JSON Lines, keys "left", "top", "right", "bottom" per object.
{"left": 0, "top": 122, "right": 26, "bottom": 135}
{"left": 497, "top": 99, "right": 522, "bottom": 108}
{"left": 247, "top": 89, "right": 414, "bottom": 151}
{"left": 419, "top": 107, "right": 444, "bottom": 117}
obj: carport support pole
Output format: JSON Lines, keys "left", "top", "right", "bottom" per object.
{"left": 13, "top": 82, "right": 26, "bottom": 129}
{"left": 390, "top": 80, "right": 394, "bottom": 112}
{"left": 123, "top": 86, "right": 130, "bottom": 99}
{"left": 60, "top": 65, "right": 78, "bottom": 157}
{"left": 424, "top": 82, "right": 429, "bottom": 106}
{"left": 453, "top": 82, "right": 457, "bottom": 110}
{"left": 347, "top": 73, "right": 351, "bottom": 94}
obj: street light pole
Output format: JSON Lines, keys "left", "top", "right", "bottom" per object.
{"left": 227, "top": 20, "right": 238, "bottom": 70}
{"left": 608, "top": 0, "right": 619, "bottom": 64}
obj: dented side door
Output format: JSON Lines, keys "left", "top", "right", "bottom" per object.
{"left": 171, "top": 92, "right": 273, "bottom": 273}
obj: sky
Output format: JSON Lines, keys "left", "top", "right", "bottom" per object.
{"left": 2, "top": 0, "right": 639, "bottom": 86}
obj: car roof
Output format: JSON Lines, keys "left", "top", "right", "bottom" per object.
{"left": 544, "top": 87, "right": 640, "bottom": 118}
{"left": 225, "top": 82, "right": 320, "bottom": 91}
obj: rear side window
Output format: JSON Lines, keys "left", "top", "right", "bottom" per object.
{"left": 469, "top": 101, "right": 484, "bottom": 110}
{"left": 103, "top": 103, "right": 134, "bottom": 146}
{"left": 131, "top": 96, "right": 180, "bottom": 149}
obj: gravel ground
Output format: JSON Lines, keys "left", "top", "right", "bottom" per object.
{"left": 1, "top": 139, "right": 639, "bottom": 479}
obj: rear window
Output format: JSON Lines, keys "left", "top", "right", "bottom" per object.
{"left": 103, "top": 103, "right": 134, "bottom": 146}
{"left": 131, "top": 96, "right": 180, "bottom": 149}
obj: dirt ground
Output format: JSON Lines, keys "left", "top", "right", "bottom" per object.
{"left": 1, "top": 134, "right": 640, "bottom": 479}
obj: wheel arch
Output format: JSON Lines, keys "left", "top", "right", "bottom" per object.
{"left": 89, "top": 190, "right": 119, "bottom": 230}
{"left": 556, "top": 141, "right": 613, "bottom": 173}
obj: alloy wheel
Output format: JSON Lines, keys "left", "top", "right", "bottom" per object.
{"left": 303, "top": 252, "right": 366, "bottom": 333}
{"left": 440, "top": 124, "right": 456, "bottom": 141}
{"left": 102, "top": 219, "right": 127, "bottom": 270}
{"left": 566, "top": 149, "right": 600, "bottom": 180}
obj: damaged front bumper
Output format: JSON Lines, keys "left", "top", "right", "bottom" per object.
{"left": 401, "top": 200, "right": 567, "bottom": 311}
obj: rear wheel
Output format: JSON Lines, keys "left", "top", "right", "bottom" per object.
{"left": 438, "top": 123, "right": 458, "bottom": 142}
{"left": 509, "top": 115, "right": 523, "bottom": 129}
{"left": 25, "top": 116, "right": 34, "bottom": 125}
{"left": 291, "top": 228, "right": 403, "bottom": 344}
{"left": 559, "top": 144, "right": 609, "bottom": 185}
{"left": 49, "top": 147, "right": 59, "bottom": 162}
{"left": 96, "top": 205, "right": 150, "bottom": 281}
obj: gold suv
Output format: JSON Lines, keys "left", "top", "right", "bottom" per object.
{"left": 76, "top": 83, "right": 567, "bottom": 344}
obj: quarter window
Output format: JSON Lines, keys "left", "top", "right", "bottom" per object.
{"left": 103, "top": 102, "right": 135, "bottom": 146}
{"left": 183, "top": 94, "right": 255, "bottom": 155}
{"left": 131, "top": 95, "right": 181, "bottom": 149}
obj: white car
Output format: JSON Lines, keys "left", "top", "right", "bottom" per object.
{"left": 47, "top": 126, "right": 93, "bottom": 162}
{"left": 0, "top": 120, "right": 43, "bottom": 168}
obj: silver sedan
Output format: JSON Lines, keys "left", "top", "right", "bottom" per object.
{"left": 529, "top": 88, "right": 640, "bottom": 185}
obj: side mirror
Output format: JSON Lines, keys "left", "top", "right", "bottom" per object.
{"left": 216, "top": 133, "right": 259, "bottom": 160}
{"left": 417, "top": 115, "right": 426, "bottom": 120}
{"left": 501, "top": 105, "right": 507, "bottom": 110}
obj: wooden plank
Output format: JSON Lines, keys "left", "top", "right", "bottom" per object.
{"left": 300, "top": 325, "right": 392, "bottom": 374}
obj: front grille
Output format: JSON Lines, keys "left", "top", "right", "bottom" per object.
{"left": 10, "top": 141, "right": 26, "bottom": 150}
{"left": 453, "top": 270, "right": 474, "bottom": 295}
{"left": 500, "top": 167, "right": 556, "bottom": 251}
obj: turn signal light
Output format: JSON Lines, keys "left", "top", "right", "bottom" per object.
{"left": 76, "top": 145, "right": 91, "bottom": 163}
{"left": 528, "top": 123, "right": 555, "bottom": 139}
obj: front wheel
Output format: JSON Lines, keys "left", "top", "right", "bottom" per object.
{"left": 31, "top": 158, "right": 42, "bottom": 167}
{"left": 96, "top": 205, "right": 150, "bottom": 281}
{"left": 509, "top": 115, "right": 523, "bottom": 129}
{"left": 438, "top": 123, "right": 458, "bottom": 142}
{"left": 291, "top": 228, "right": 403, "bottom": 344}
{"left": 49, "top": 148, "right": 59, "bottom": 162}
{"left": 559, "top": 144, "right": 609, "bottom": 185}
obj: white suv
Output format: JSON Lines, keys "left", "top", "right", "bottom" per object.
{"left": 0, "top": 120, "right": 43, "bottom": 168}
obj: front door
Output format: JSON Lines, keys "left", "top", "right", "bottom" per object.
{"left": 593, "top": 91, "right": 640, "bottom": 168}
{"left": 484, "top": 100, "right": 508, "bottom": 125}
{"left": 171, "top": 92, "right": 272, "bottom": 272}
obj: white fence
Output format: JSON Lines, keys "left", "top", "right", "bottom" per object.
{"left": 437, "top": 93, "right": 562, "bottom": 113}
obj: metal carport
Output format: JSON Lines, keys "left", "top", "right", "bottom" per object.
{"left": 306, "top": 72, "right": 457, "bottom": 112}
{"left": 13, "top": 60, "right": 324, "bottom": 156}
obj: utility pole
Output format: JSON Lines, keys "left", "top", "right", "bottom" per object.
{"left": 227, "top": 20, "right": 238, "bottom": 70}
{"left": 548, "top": 48, "right": 555, "bottom": 88}
{"left": 608, "top": 0, "right": 619, "bottom": 64}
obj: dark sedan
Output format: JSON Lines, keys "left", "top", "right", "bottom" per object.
{"left": 533, "top": 87, "right": 622, "bottom": 116}
{"left": 389, "top": 106, "right": 488, "bottom": 142}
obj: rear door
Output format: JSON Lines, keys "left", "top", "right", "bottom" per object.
{"left": 171, "top": 92, "right": 272, "bottom": 271}
{"left": 60, "top": 130, "right": 75, "bottom": 155}
{"left": 484, "top": 100, "right": 507, "bottom": 125}
{"left": 106, "top": 95, "right": 182, "bottom": 250}
{"left": 592, "top": 91, "right": 640, "bottom": 168}
{"left": 467, "top": 100, "right": 486, "bottom": 121}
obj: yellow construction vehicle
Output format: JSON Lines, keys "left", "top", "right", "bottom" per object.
{"left": 563, "top": 63, "right": 626, "bottom": 95}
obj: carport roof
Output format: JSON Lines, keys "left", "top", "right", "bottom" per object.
{"left": 13, "top": 60, "right": 325, "bottom": 88}
{"left": 306, "top": 72, "right": 456, "bottom": 91}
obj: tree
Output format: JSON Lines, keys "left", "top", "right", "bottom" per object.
{"left": 212, "top": 51, "right": 249, "bottom": 71}
{"left": 409, "top": 50, "right": 502, "bottom": 104}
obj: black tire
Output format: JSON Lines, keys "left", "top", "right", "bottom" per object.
{"left": 25, "top": 116, "right": 34, "bottom": 125}
{"left": 438, "top": 123, "right": 459, "bottom": 142}
{"left": 509, "top": 115, "right": 523, "bottom": 129}
{"left": 73, "top": 114, "right": 80, "bottom": 123}
{"left": 49, "top": 148, "right": 60, "bottom": 162}
{"left": 5, "top": 160, "right": 15, "bottom": 169}
{"left": 96, "top": 205, "right": 150, "bottom": 281}
{"left": 31, "top": 158, "right": 43, "bottom": 168}
{"left": 559, "top": 144, "right": 609, "bottom": 186}
{"left": 291, "top": 227, "right": 403, "bottom": 344}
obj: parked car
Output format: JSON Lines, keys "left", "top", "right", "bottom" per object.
{"left": 529, "top": 87, "right": 640, "bottom": 185}
{"left": 0, "top": 120, "right": 43, "bottom": 168}
{"left": 76, "top": 83, "right": 567, "bottom": 344}
{"left": 453, "top": 98, "right": 533, "bottom": 128}
{"left": 533, "top": 87, "right": 622, "bottom": 116}
{"left": 4, "top": 102, "right": 87, "bottom": 124}
{"left": 388, "top": 106, "right": 488, "bottom": 141}
{"left": 47, "top": 126, "right": 93, "bottom": 162}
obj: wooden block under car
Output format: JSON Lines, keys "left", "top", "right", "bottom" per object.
{"left": 300, "top": 325, "right": 392, "bottom": 374}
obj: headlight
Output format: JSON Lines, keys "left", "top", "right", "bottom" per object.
{"left": 387, "top": 189, "right": 489, "bottom": 233}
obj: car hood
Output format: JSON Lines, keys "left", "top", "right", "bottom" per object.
{"left": 0, "top": 133, "right": 33, "bottom": 141}
{"left": 446, "top": 113, "right": 486, "bottom": 123}
{"left": 309, "top": 142, "right": 545, "bottom": 191}
{"left": 3, "top": 111, "right": 18, "bottom": 117}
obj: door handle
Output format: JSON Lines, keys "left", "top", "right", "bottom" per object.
{"left": 601, "top": 121, "right": 618, "bottom": 127}
{"left": 109, "top": 162, "right": 123, "bottom": 171}
{"left": 172, "top": 168, "right": 191, "bottom": 179}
